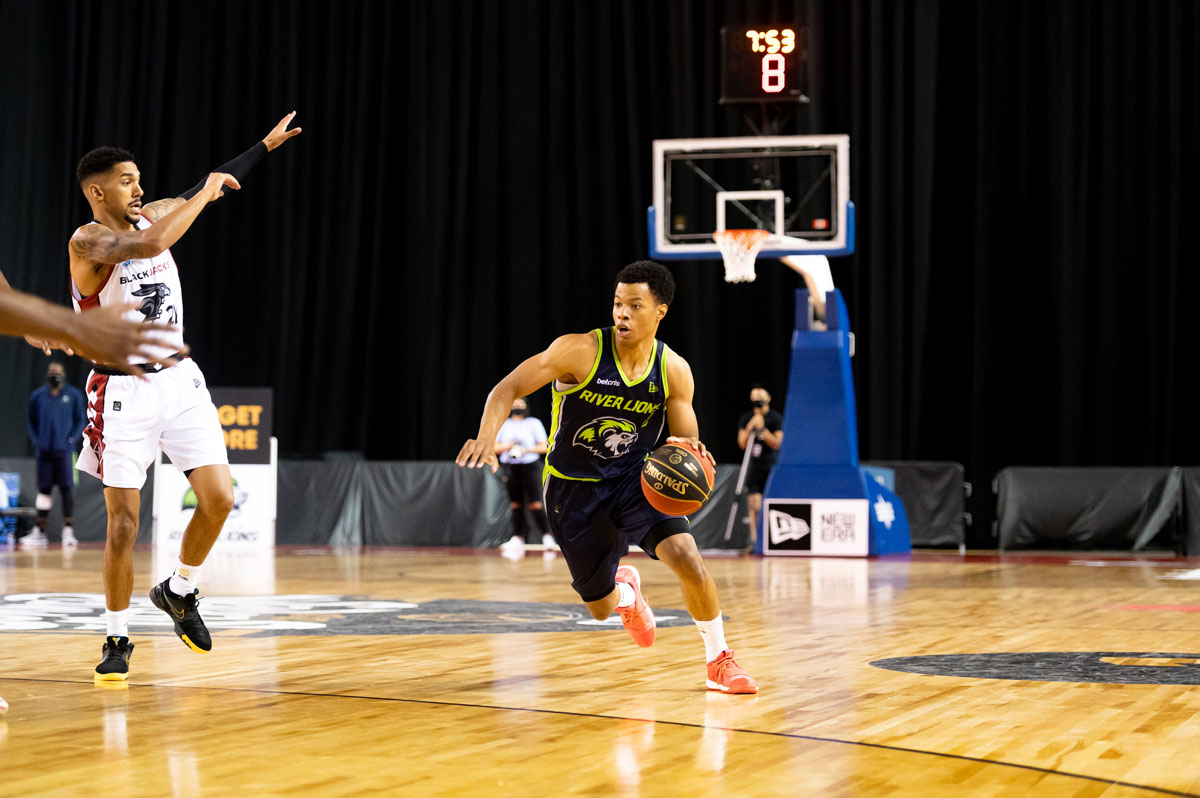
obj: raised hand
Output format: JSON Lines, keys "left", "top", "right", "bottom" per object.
{"left": 262, "top": 111, "right": 302, "bottom": 152}
{"left": 202, "top": 172, "right": 241, "bottom": 202}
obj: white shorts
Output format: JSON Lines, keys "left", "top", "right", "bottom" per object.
{"left": 77, "top": 358, "right": 229, "bottom": 489}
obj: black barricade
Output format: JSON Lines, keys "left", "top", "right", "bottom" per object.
{"left": 993, "top": 467, "right": 1180, "bottom": 551}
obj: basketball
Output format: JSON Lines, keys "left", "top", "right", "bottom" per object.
{"left": 641, "top": 442, "right": 715, "bottom": 516}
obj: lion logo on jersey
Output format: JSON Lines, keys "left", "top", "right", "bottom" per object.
{"left": 131, "top": 283, "right": 178, "bottom": 324}
{"left": 573, "top": 417, "right": 639, "bottom": 459}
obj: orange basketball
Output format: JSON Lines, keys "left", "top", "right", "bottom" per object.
{"left": 640, "top": 442, "right": 715, "bottom": 516}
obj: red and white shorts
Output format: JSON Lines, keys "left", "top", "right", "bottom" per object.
{"left": 78, "top": 358, "right": 228, "bottom": 489}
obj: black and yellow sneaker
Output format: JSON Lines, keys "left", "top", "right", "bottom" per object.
{"left": 149, "top": 580, "right": 212, "bottom": 653}
{"left": 94, "top": 636, "right": 134, "bottom": 682}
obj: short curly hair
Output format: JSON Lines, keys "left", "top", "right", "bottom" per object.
{"left": 76, "top": 146, "right": 135, "bottom": 184}
{"left": 614, "top": 260, "right": 675, "bottom": 306}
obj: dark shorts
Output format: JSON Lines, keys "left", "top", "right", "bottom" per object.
{"left": 36, "top": 451, "right": 74, "bottom": 494}
{"left": 502, "top": 461, "right": 542, "bottom": 506}
{"left": 543, "top": 467, "right": 691, "bottom": 602}
{"left": 745, "top": 465, "right": 773, "bottom": 495}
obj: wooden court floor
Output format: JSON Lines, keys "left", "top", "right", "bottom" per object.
{"left": 4, "top": 545, "right": 1200, "bottom": 797}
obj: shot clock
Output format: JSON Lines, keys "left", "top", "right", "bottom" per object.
{"left": 720, "top": 25, "right": 808, "bottom": 103}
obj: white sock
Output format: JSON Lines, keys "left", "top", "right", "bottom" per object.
{"left": 694, "top": 614, "right": 728, "bottom": 663}
{"left": 169, "top": 560, "right": 201, "bottom": 597}
{"left": 615, "top": 581, "right": 635, "bottom": 608}
{"left": 106, "top": 609, "right": 129, "bottom": 638}
{"left": 62, "top": 525, "right": 74, "bottom": 536}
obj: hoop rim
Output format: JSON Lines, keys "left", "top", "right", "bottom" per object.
{"left": 713, "top": 228, "right": 771, "bottom": 240}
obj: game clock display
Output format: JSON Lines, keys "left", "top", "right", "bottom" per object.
{"left": 720, "top": 25, "right": 808, "bottom": 103}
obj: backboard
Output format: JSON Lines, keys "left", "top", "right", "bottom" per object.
{"left": 648, "top": 135, "right": 853, "bottom": 259}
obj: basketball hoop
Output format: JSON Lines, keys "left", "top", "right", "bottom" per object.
{"left": 713, "top": 229, "right": 770, "bottom": 283}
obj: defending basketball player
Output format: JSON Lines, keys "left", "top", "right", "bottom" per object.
{"left": 457, "top": 260, "right": 757, "bottom": 694}
{"left": 69, "top": 113, "right": 301, "bottom": 681}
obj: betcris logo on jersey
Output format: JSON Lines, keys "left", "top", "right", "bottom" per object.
{"left": 573, "top": 417, "right": 638, "bottom": 459}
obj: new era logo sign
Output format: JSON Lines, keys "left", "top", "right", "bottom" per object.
{"left": 767, "top": 504, "right": 812, "bottom": 550}
{"left": 763, "top": 498, "right": 870, "bottom": 557}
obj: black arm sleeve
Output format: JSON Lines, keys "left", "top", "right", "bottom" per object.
{"left": 179, "top": 141, "right": 269, "bottom": 200}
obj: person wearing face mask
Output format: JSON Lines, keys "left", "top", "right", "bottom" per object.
{"left": 736, "top": 385, "right": 784, "bottom": 551}
{"left": 494, "top": 398, "right": 554, "bottom": 558}
{"left": 24, "top": 362, "right": 87, "bottom": 546}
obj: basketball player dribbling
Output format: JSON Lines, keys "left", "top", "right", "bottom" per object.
{"left": 457, "top": 260, "right": 757, "bottom": 693}
{"left": 70, "top": 113, "right": 301, "bottom": 681}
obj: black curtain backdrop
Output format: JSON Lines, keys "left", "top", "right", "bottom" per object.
{"left": 0, "top": 1, "right": 1194, "bottom": 542}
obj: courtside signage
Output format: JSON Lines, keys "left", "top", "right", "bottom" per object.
{"left": 762, "top": 499, "right": 869, "bottom": 556}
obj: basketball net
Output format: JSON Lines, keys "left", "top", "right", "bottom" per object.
{"left": 713, "top": 229, "right": 770, "bottom": 283}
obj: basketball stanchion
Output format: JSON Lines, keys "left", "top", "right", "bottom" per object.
{"left": 713, "top": 229, "right": 770, "bottom": 283}
{"left": 723, "top": 429, "right": 758, "bottom": 545}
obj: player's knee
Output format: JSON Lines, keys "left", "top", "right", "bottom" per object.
{"left": 529, "top": 501, "right": 543, "bottom": 511}
{"left": 658, "top": 538, "right": 708, "bottom": 584}
{"left": 510, "top": 501, "right": 521, "bottom": 510}
{"left": 106, "top": 508, "right": 139, "bottom": 546}
{"left": 584, "top": 599, "right": 613, "bottom": 621}
{"left": 198, "top": 483, "right": 235, "bottom": 519}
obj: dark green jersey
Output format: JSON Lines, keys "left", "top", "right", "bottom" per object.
{"left": 545, "top": 327, "right": 671, "bottom": 481}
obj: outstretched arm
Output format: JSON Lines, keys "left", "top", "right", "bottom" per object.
{"left": 145, "top": 111, "right": 302, "bottom": 219}
{"left": 456, "top": 333, "right": 597, "bottom": 472}
{"left": 69, "top": 172, "right": 239, "bottom": 296}
{"left": 663, "top": 349, "right": 715, "bottom": 465}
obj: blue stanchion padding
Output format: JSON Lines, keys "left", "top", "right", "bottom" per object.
{"left": 864, "top": 476, "right": 911, "bottom": 555}
{"left": 862, "top": 465, "right": 895, "bottom": 492}
{"left": 761, "top": 288, "right": 911, "bottom": 556}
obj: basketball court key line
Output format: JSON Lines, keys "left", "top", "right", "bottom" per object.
{"left": 3, "top": 676, "right": 1195, "bottom": 798}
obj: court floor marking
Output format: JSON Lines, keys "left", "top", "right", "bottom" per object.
{"left": 3, "top": 676, "right": 1195, "bottom": 797}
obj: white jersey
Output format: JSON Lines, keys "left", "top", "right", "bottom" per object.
{"left": 71, "top": 216, "right": 186, "bottom": 364}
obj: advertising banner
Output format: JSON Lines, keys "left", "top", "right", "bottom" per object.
{"left": 152, "top": 388, "right": 276, "bottom": 586}
{"left": 762, "top": 498, "right": 870, "bottom": 556}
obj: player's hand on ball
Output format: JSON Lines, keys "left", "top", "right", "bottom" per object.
{"left": 666, "top": 435, "right": 714, "bottom": 466}
{"left": 457, "top": 439, "right": 499, "bottom": 473}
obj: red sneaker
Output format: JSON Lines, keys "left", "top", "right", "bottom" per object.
{"left": 706, "top": 650, "right": 758, "bottom": 694}
{"left": 615, "top": 564, "right": 656, "bottom": 647}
